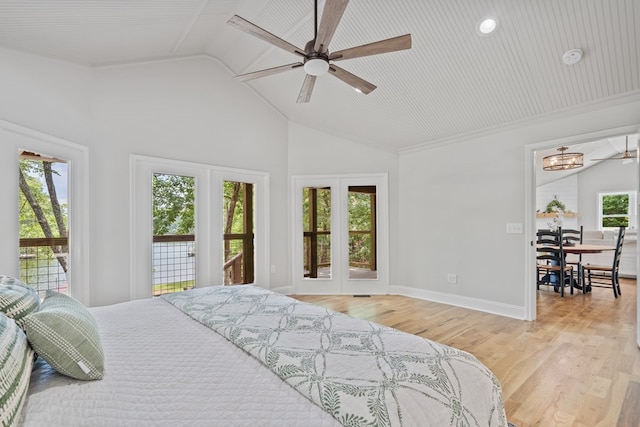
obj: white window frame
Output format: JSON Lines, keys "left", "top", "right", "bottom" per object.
{"left": 130, "top": 155, "right": 269, "bottom": 300}
{"left": 0, "top": 120, "right": 90, "bottom": 304}
{"left": 598, "top": 190, "right": 637, "bottom": 231}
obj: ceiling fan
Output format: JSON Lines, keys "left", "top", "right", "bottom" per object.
{"left": 227, "top": 0, "right": 411, "bottom": 103}
{"left": 592, "top": 136, "right": 637, "bottom": 161}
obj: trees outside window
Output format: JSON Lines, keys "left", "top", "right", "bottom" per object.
{"left": 18, "top": 155, "right": 68, "bottom": 294}
{"left": 599, "top": 191, "right": 637, "bottom": 230}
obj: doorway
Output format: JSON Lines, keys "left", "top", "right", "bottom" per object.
{"left": 526, "top": 126, "right": 640, "bottom": 325}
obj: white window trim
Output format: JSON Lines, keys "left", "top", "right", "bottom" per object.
{"left": 0, "top": 120, "right": 90, "bottom": 304}
{"left": 598, "top": 190, "right": 637, "bottom": 231}
{"left": 130, "top": 155, "right": 269, "bottom": 300}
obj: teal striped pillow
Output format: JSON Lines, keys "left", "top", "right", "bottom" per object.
{"left": 0, "top": 313, "right": 35, "bottom": 427}
{"left": 23, "top": 291, "right": 104, "bottom": 381}
{"left": 0, "top": 275, "right": 41, "bottom": 330}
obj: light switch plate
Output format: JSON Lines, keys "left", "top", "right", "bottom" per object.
{"left": 506, "top": 223, "right": 523, "bottom": 234}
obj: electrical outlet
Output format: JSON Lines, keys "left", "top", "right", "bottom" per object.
{"left": 447, "top": 274, "right": 457, "bottom": 284}
{"left": 270, "top": 265, "right": 276, "bottom": 274}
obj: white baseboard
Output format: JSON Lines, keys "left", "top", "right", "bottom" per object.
{"left": 389, "top": 285, "right": 526, "bottom": 320}
{"left": 274, "top": 283, "right": 526, "bottom": 320}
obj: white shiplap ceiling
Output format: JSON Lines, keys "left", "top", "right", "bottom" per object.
{"left": 0, "top": 0, "right": 639, "bottom": 152}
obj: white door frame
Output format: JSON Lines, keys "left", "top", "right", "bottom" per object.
{"left": 524, "top": 124, "right": 640, "bottom": 323}
{"left": 130, "top": 155, "right": 269, "bottom": 299}
{"left": 291, "top": 173, "right": 389, "bottom": 295}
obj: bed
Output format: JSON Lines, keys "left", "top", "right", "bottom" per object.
{"left": 4, "top": 282, "right": 508, "bottom": 426}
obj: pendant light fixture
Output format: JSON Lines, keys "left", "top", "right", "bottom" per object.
{"left": 542, "top": 146, "right": 584, "bottom": 171}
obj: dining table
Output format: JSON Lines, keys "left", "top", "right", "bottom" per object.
{"left": 536, "top": 243, "right": 616, "bottom": 293}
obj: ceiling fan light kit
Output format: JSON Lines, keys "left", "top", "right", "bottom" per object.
{"left": 227, "top": 0, "right": 411, "bottom": 103}
{"left": 304, "top": 57, "right": 329, "bottom": 76}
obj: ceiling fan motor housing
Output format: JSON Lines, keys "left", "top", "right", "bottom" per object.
{"left": 303, "top": 40, "right": 330, "bottom": 76}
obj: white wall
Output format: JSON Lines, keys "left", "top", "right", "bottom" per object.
{"left": 1, "top": 44, "right": 639, "bottom": 320}
{"left": 398, "top": 98, "right": 640, "bottom": 319}
{"left": 0, "top": 47, "right": 93, "bottom": 290}
{"left": 0, "top": 47, "right": 93, "bottom": 143}
{"left": 89, "top": 57, "right": 289, "bottom": 306}
{"left": 0, "top": 51, "right": 290, "bottom": 307}
{"left": 578, "top": 158, "right": 638, "bottom": 231}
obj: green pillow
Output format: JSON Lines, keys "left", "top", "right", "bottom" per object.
{"left": 0, "top": 313, "right": 35, "bottom": 427}
{"left": 23, "top": 290, "right": 104, "bottom": 381}
{"left": 0, "top": 275, "right": 41, "bottom": 330}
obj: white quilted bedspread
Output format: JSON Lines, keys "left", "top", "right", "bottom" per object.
{"left": 162, "top": 285, "right": 507, "bottom": 427}
{"left": 21, "top": 297, "right": 341, "bottom": 427}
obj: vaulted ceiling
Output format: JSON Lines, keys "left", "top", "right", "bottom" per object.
{"left": 0, "top": 0, "right": 639, "bottom": 153}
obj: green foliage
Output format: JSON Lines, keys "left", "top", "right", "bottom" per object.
{"left": 223, "top": 181, "right": 245, "bottom": 234}
{"left": 545, "top": 198, "right": 565, "bottom": 213}
{"left": 602, "top": 194, "right": 630, "bottom": 227}
{"left": 348, "top": 193, "right": 372, "bottom": 231}
{"left": 602, "top": 194, "right": 628, "bottom": 215}
{"left": 19, "top": 160, "right": 67, "bottom": 238}
{"left": 303, "top": 187, "right": 332, "bottom": 231}
{"left": 152, "top": 174, "right": 195, "bottom": 235}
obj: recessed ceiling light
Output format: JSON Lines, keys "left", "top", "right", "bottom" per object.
{"left": 477, "top": 18, "right": 498, "bottom": 35}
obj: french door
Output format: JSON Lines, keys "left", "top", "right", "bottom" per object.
{"left": 292, "top": 173, "right": 389, "bottom": 295}
{"left": 131, "top": 155, "right": 268, "bottom": 300}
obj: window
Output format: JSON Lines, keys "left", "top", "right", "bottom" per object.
{"left": 302, "top": 187, "right": 332, "bottom": 279}
{"left": 223, "top": 181, "right": 254, "bottom": 285}
{"left": 348, "top": 186, "right": 377, "bottom": 280}
{"left": 18, "top": 152, "right": 69, "bottom": 297}
{"left": 152, "top": 173, "right": 196, "bottom": 296}
{"left": 599, "top": 191, "right": 637, "bottom": 230}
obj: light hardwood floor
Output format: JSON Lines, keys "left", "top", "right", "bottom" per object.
{"left": 293, "top": 278, "right": 639, "bottom": 427}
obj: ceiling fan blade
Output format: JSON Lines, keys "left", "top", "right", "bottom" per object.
{"left": 314, "top": 0, "right": 349, "bottom": 53}
{"left": 328, "top": 65, "right": 376, "bottom": 94}
{"left": 297, "top": 74, "right": 317, "bottom": 103}
{"left": 592, "top": 153, "right": 636, "bottom": 161}
{"left": 329, "top": 34, "right": 412, "bottom": 61}
{"left": 236, "top": 63, "right": 304, "bottom": 82}
{"left": 228, "top": 15, "right": 305, "bottom": 57}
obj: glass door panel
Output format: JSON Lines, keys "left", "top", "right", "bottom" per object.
{"left": 223, "top": 181, "right": 254, "bottom": 284}
{"left": 303, "top": 187, "right": 332, "bottom": 279}
{"left": 152, "top": 173, "right": 195, "bottom": 295}
{"left": 348, "top": 186, "right": 377, "bottom": 280}
{"left": 18, "top": 151, "right": 69, "bottom": 297}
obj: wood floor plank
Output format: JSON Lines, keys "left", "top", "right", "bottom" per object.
{"left": 617, "top": 380, "right": 640, "bottom": 426}
{"left": 293, "top": 278, "right": 638, "bottom": 426}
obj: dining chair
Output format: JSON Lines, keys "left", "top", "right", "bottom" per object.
{"left": 562, "top": 226, "right": 583, "bottom": 290}
{"left": 536, "top": 228, "right": 574, "bottom": 296}
{"left": 582, "top": 226, "right": 626, "bottom": 298}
